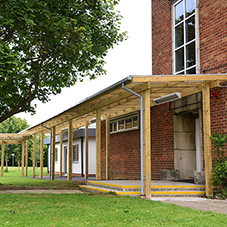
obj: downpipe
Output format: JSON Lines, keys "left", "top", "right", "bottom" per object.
{"left": 122, "top": 83, "right": 145, "bottom": 196}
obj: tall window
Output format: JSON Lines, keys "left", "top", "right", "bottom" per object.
{"left": 55, "top": 148, "right": 58, "bottom": 162}
{"left": 73, "top": 145, "right": 79, "bottom": 162}
{"left": 174, "top": 0, "right": 196, "bottom": 74}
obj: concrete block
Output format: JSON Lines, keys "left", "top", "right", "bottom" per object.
{"left": 194, "top": 171, "right": 205, "bottom": 185}
{"left": 160, "top": 169, "right": 180, "bottom": 181}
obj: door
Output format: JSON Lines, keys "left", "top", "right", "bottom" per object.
{"left": 64, "top": 146, "right": 67, "bottom": 174}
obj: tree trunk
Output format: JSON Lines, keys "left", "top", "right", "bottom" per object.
{"left": 18, "top": 161, "right": 20, "bottom": 171}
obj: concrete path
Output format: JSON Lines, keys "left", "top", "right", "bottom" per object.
{"left": 0, "top": 189, "right": 84, "bottom": 194}
{"left": 150, "top": 197, "right": 227, "bottom": 214}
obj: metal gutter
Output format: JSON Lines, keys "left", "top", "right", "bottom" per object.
{"left": 122, "top": 83, "right": 145, "bottom": 196}
{"left": 19, "top": 76, "right": 132, "bottom": 133}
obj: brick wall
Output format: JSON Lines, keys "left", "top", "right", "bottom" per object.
{"left": 151, "top": 103, "right": 174, "bottom": 179}
{"left": 152, "top": 0, "right": 172, "bottom": 75}
{"left": 101, "top": 105, "right": 174, "bottom": 180}
{"left": 100, "top": 0, "right": 227, "bottom": 180}
{"left": 101, "top": 121, "right": 141, "bottom": 180}
{"left": 200, "top": 0, "right": 227, "bottom": 74}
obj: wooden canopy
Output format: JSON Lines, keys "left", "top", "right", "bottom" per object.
{"left": 2, "top": 74, "right": 227, "bottom": 198}
{"left": 19, "top": 74, "right": 227, "bottom": 135}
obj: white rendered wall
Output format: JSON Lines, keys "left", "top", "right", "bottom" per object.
{"left": 48, "top": 136, "right": 96, "bottom": 175}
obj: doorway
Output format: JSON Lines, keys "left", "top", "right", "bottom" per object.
{"left": 64, "top": 146, "right": 67, "bottom": 174}
{"left": 174, "top": 113, "right": 200, "bottom": 179}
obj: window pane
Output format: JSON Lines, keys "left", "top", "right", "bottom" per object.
{"left": 186, "top": 0, "right": 195, "bottom": 18}
{"left": 118, "top": 120, "right": 124, "bottom": 130}
{"left": 126, "top": 118, "right": 132, "bottom": 129}
{"left": 175, "top": 23, "right": 184, "bottom": 48}
{"left": 186, "top": 42, "right": 195, "bottom": 68}
{"left": 186, "top": 16, "right": 195, "bottom": 42}
{"left": 133, "top": 116, "right": 138, "bottom": 127}
{"left": 186, "top": 67, "right": 196, "bottom": 74}
{"left": 55, "top": 148, "right": 58, "bottom": 161}
{"left": 110, "top": 123, "right": 113, "bottom": 132}
{"left": 175, "top": 47, "right": 184, "bottom": 72}
{"left": 113, "top": 122, "right": 117, "bottom": 131}
{"left": 73, "top": 145, "right": 79, "bottom": 162}
{"left": 175, "top": 1, "right": 184, "bottom": 24}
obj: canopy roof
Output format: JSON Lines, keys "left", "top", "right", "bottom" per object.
{"left": 14, "top": 73, "right": 227, "bottom": 136}
{"left": 0, "top": 134, "right": 30, "bottom": 144}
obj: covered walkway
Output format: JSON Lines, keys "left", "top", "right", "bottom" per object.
{"left": 1, "top": 74, "right": 227, "bottom": 198}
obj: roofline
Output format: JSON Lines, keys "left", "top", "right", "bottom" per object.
{"left": 19, "top": 76, "right": 132, "bottom": 134}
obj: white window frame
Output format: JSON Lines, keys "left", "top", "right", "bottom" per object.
{"left": 73, "top": 144, "right": 79, "bottom": 163}
{"left": 172, "top": 0, "right": 199, "bottom": 75}
{"left": 110, "top": 113, "right": 139, "bottom": 134}
{"left": 55, "top": 148, "right": 58, "bottom": 162}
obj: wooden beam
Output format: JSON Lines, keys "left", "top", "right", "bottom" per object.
{"left": 143, "top": 89, "right": 151, "bottom": 198}
{"left": 59, "top": 130, "right": 63, "bottom": 176}
{"left": 106, "top": 114, "right": 110, "bottom": 180}
{"left": 51, "top": 126, "right": 56, "bottom": 181}
{"left": 68, "top": 120, "right": 73, "bottom": 181}
{"left": 1, "top": 141, "right": 5, "bottom": 177}
{"left": 32, "top": 134, "right": 36, "bottom": 178}
{"left": 25, "top": 140, "right": 29, "bottom": 177}
{"left": 131, "top": 74, "right": 227, "bottom": 83}
{"left": 0, "top": 140, "right": 23, "bottom": 145}
{"left": 40, "top": 133, "right": 44, "bottom": 179}
{"left": 84, "top": 121, "right": 89, "bottom": 179}
{"left": 21, "top": 140, "right": 25, "bottom": 177}
{"left": 96, "top": 109, "right": 101, "bottom": 180}
{"left": 202, "top": 81, "right": 213, "bottom": 197}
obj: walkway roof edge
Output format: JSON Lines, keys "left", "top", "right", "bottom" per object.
{"left": 19, "top": 73, "right": 227, "bottom": 135}
{"left": 19, "top": 76, "right": 132, "bottom": 134}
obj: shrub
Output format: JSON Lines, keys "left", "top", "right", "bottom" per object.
{"left": 210, "top": 132, "right": 227, "bottom": 199}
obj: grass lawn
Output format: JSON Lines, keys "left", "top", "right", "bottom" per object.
{"left": 0, "top": 194, "right": 227, "bottom": 227}
{"left": 0, "top": 167, "right": 81, "bottom": 188}
{"left": 1, "top": 167, "right": 227, "bottom": 226}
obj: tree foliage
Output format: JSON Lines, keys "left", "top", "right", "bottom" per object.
{"left": 0, "top": 116, "right": 30, "bottom": 170}
{"left": 210, "top": 132, "right": 227, "bottom": 199}
{"left": 0, "top": 0, "right": 126, "bottom": 123}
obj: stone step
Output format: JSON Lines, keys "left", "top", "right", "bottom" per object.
{"left": 80, "top": 181, "right": 206, "bottom": 197}
{"left": 79, "top": 185, "right": 141, "bottom": 196}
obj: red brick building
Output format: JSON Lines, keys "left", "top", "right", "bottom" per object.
{"left": 100, "top": 0, "right": 227, "bottom": 181}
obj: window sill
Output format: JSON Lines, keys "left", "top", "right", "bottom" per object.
{"left": 110, "top": 127, "right": 139, "bottom": 135}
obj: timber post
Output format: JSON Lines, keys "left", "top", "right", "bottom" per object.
{"left": 32, "top": 134, "right": 36, "bottom": 178}
{"left": 85, "top": 121, "right": 89, "bottom": 179}
{"left": 96, "top": 109, "right": 101, "bottom": 180}
{"left": 202, "top": 81, "right": 213, "bottom": 197}
{"left": 40, "top": 133, "right": 44, "bottom": 179}
{"left": 25, "top": 140, "right": 29, "bottom": 177}
{"left": 59, "top": 130, "right": 63, "bottom": 176}
{"left": 51, "top": 126, "right": 56, "bottom": 181}
{"left": 68, "top": 120, "right": 73, "bottom": 181}
{"left": 21, "top": 140, "right": 25, "bottom": 177}
{"left": 1, "top": 141, "right": 5, "bottom": 177}
{"left": 143, "top": 86, "right": 151, "bottom": 198}
{"left": 106, "top": 114, "right": 110, "bottom": 180}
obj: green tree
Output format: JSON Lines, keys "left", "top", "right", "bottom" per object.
{"left": 0, "top": 0, "right": 126, "bottom": 123}
{"left": 211, "top": 132, "right": 227, "bottom": 199}
{"left": 29, "top": 134, "right": 48, "bottom": 168}
{"left": 0, "top": 116, "right": 30, "bottom": 171}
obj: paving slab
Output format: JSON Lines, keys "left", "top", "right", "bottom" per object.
{"left": 150, "top": 197, "right": 227, "bottom": 214}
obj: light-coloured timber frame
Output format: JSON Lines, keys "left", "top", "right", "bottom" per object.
{"left": 0, "top": 134, "right": 30, "bottom": 177}
{"left": 1, "top": 74, "right": 227, "bottom": 198}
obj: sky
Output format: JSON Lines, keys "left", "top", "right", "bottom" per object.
{"left": 15, "top": 0, "right": 152, "bottom": 126}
